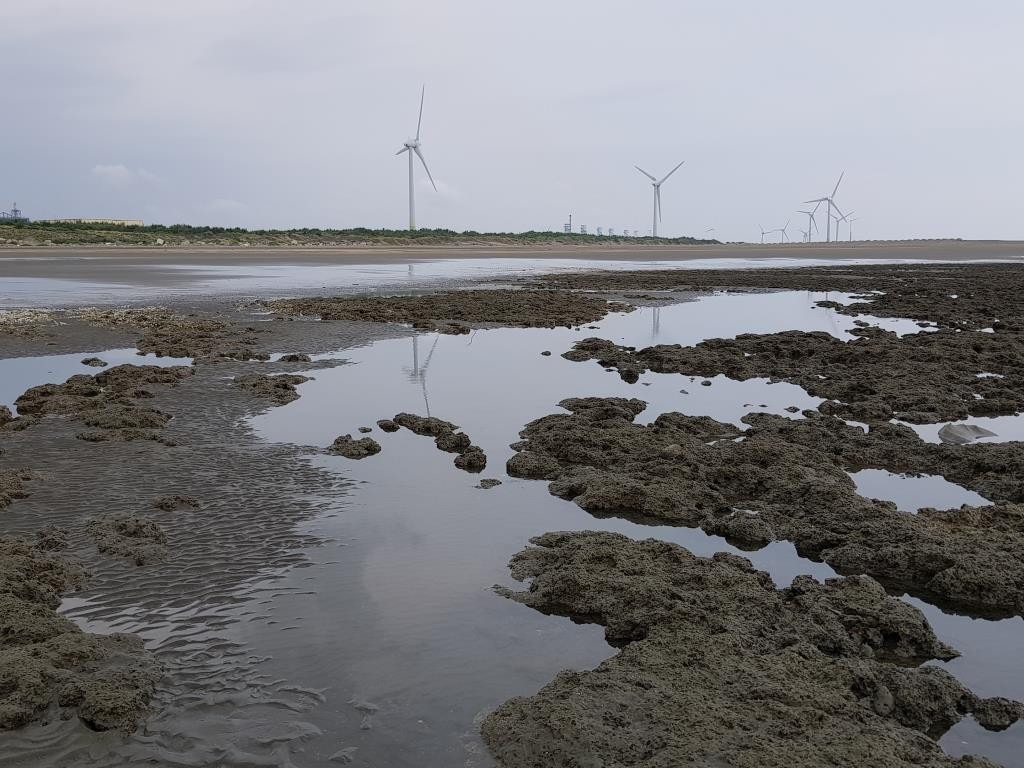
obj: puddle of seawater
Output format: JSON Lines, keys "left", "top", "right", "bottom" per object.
{"left": 4, "top": 254, "right": 1008, "bottom": 308}
{"left": 232, "top": 292, "right": 1014, "bottom": 765}
{"left": 897, "top": 415, "right": 1024, "bottom": 445}
{"left": 850, "top": 469, "right": 990, "bottom": 513}
{"left": 0, "top": 349, "right": 193, "bottom": 413}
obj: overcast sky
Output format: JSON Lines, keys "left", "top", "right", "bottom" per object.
{"left": 3, "top": 1, "right": 1022, "bottom": 241}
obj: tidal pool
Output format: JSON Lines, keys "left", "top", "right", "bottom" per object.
{"left": 241, "top": 291, "right": 1021, "bottom": 765}
{"left": 4, "top": 288, "right": 1017, "bottom": 766}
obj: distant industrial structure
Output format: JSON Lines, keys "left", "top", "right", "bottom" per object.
{"left": 35, "top": 218, "right": 144, "bottom": 226}
{"left": 0, "top": 202, "right": 28, "bottom": 223}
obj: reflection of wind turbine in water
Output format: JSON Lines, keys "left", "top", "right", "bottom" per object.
{"left": 404, "top": 334, "right": 440, "bottom": 416}
{"left": 651, "top": 306, "right": 661, "bottom": 339}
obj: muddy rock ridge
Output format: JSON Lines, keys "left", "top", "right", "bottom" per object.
{"left": 391, "top": 412, "right": 487, "bottom": 472}
{"left": 483, "top": 531, "right": 1022, "bottom": 768}
{"left": 564, "top": 324, "right": 1024, "bottom": 424}
{"left": 0, "top": 534, "right": 160, "bottom": 733}
{"left": 232, "top": 373, "right": 310, "bottom": 405}
{"left": 78, "top": 307, "right": 270, "bottom": 363}
{"left": 505, "top": 397, "right": 1024, "bottom": 617}
{"left": 86, "top": 514, "right": 169, "bottom": 566}
{"left": 266, "top": 290, "right": 633, "bottom": 334}
{"left": 328, "top": 434, "right": 382, "bottom": 459}
{"left": 8, "top": 364, "right": 193, "bottom": 443}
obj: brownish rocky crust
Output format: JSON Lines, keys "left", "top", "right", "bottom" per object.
{"left": 278, "top": 353, "right": 312, "bottom": 363}
{"left": 505, "top": 398, "right": 1024, "bottom": 617}
{"left": 1, "top": 468, "right": 33, "bottom": 509}
{"left": 232, "top": 373, "right": 309, "bottom": 405}
{"left": 152, "top": 495, "right": 200, "bottom": 512}
{"left": 563, "top": 324, "right": 1024, "bottom": 424}
{"left": 0, "top": 535, "right": 160, "bottom": 732}
{"left": 528, "top": 262, "right": 1021, "bottom": 331}
{"left": 78, "top": 307, "right": 270, "bottom": 363}
{"left": 327, "top": 435, "right": 382, "bottom": 459}
{"left": 0, "top": 310, "right": 56, "bottom": 338}
{"left": 7, "top": 364, "right": 192, "bottom": 443}
{"left": 86, "top": 515, "right": 169, "bottom": 566}
{"left": 391, "top": 413, "right": 487, "bottom": 472}
{"left": 483, "top": 531, "right": 1022, "bottom": 768}
{"left": 80, "top": 357, "right": 108, "bottom": 367}
{"left": 265, "top": 290, "right": 633, "bottom": 333}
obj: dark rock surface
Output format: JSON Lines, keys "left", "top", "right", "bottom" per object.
{"left": 483, "top": 531, "right": 1022, "bottom": 768}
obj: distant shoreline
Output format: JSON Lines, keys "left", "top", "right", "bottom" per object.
{"left": 1, "top": 240, "right": 1022, "bottom": 265}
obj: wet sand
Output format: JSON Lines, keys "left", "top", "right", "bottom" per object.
{"left": 1, "top": 240, "right": 1022, "bottom": 287}
{"left": 2, "top": 261, "right": 1023, "bottom": 766}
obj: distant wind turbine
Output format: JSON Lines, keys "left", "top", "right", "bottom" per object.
{"left": 797, "top": 204, "right": 820, "bottom": 243}
{"left": 847, "top": 215, "right": 860, "bottom": 241}
{"left": 804, "top": 172, "right": 845, "bottom": 243}
{"left": 635, "top": 160, "right": 685, "bottom": 238}
{"left": 395, "top": 85, "right": 438, "bottom": 231}
{"left": 758, "top": 224, "right": 769, "bottom": 244}
{"left": 773, "top": 219, "right": 792, "bottom": 243}
{"left": 832, "top": 209, "right": 855, "bottom": 242}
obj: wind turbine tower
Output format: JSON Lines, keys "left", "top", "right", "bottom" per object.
{"left": 797, "top": 205, "right": 819, "bottom": 243}
{"left": 395, "top": 86, "right": 438, "bottom": 231}
{"left": 635, "top": 160, "right": 685, "bottom": 238}
{"left": 804, "top": 173, "right": 845, "bottom": 243}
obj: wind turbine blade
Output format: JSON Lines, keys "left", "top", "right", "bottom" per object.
{"left": 414, "top": 146, "right": 437, "bottom": 191}
{"left": 416, "top": 85, "right": 425, "bottom": 140}
{"left": 396, "top": 147, "right": 410, "bottom": 156}
{"left": 656, "top": 187, "right": 662, "bottom": 222}
{"left": 634, "top": 166, "right": 657, "bottom": 182}
{"left": 657, "top": 159, "right": 685, "bottom": 185}
{"left": 803, "top": 198, "right": 827, "bottom": 204}
{"left": 831, "top": 171, "right": 844, "bottom": 198}
{"left": 831, "top": 201, "right": 846, "bottom": 219}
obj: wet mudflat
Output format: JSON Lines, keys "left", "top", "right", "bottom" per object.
{"left": 1, "top": 262, "right": 1023, "bottom": 767}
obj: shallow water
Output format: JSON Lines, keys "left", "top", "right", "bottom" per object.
{"left": 898, "top": 414, "right": 1024, "bottom": 445}
{"left": 0, "top": 348, "right": 192, "bottom": 413}
{"left": 238, "top": 291, "right": 1021, "bottom": 765}
{"left": 2, "top": 254, "right": 1015, "bottom": 308}
{"left": 5, "top": 289, "right": 1021, "bottom": 766}
{"left": 849, "top": 469, "right": 990, "bottom": 513}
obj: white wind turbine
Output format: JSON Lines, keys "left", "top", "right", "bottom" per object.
{"left": 831, "top": 209, "right": 855, "bottom": 242}
{"left": 776, "top": 219, "right": 792, "bottom": 243}
{"left": 635, "top": 160, "right": 685, "bottom": 238}
{"left": 396, "top": 86, "right": 438, "bottom": 231}
{"left": 797, "top": 204, "right": 820, "bottom": 243}
{"left": 847, "top": 215, "right": 860, "bottom": 241}
{"left": 804, "top": 172, "right": 845, "bottom": 243}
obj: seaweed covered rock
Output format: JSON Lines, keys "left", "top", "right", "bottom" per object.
{"left": 86, "top": 515, "right": 169, "bottom": 566}
{"left": 266, "top": 290, "right": 633, "bottom": 333}
{"left": 232, "top": 373, "right": 309, "bottom": 405}
{"left": 505, "top": 398, "right": 1024, "bottom": 616}
{"left": 0, "top": 535, "right": 159, "bottom": 732}
{"left": 328, "top": 435, "right": 382, "bottom": 460}
{"left": 483, "top": 532, "right": 1022, "bottom": 767}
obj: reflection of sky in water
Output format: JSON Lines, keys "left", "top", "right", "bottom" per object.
{"left": 0, "top": 348, "right": 192, "bottom": 412}
{"left": 242, "top": 290, "right": 1022, "bottom": 766}
{"left": 849, "top": 469, "right": 989, "bottom": 513}
{"left": 3, "top": 254, "right": 1017, "bottom": 307}
{"left": 898, "top": 414, "right": 1024, "bottom": 444}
